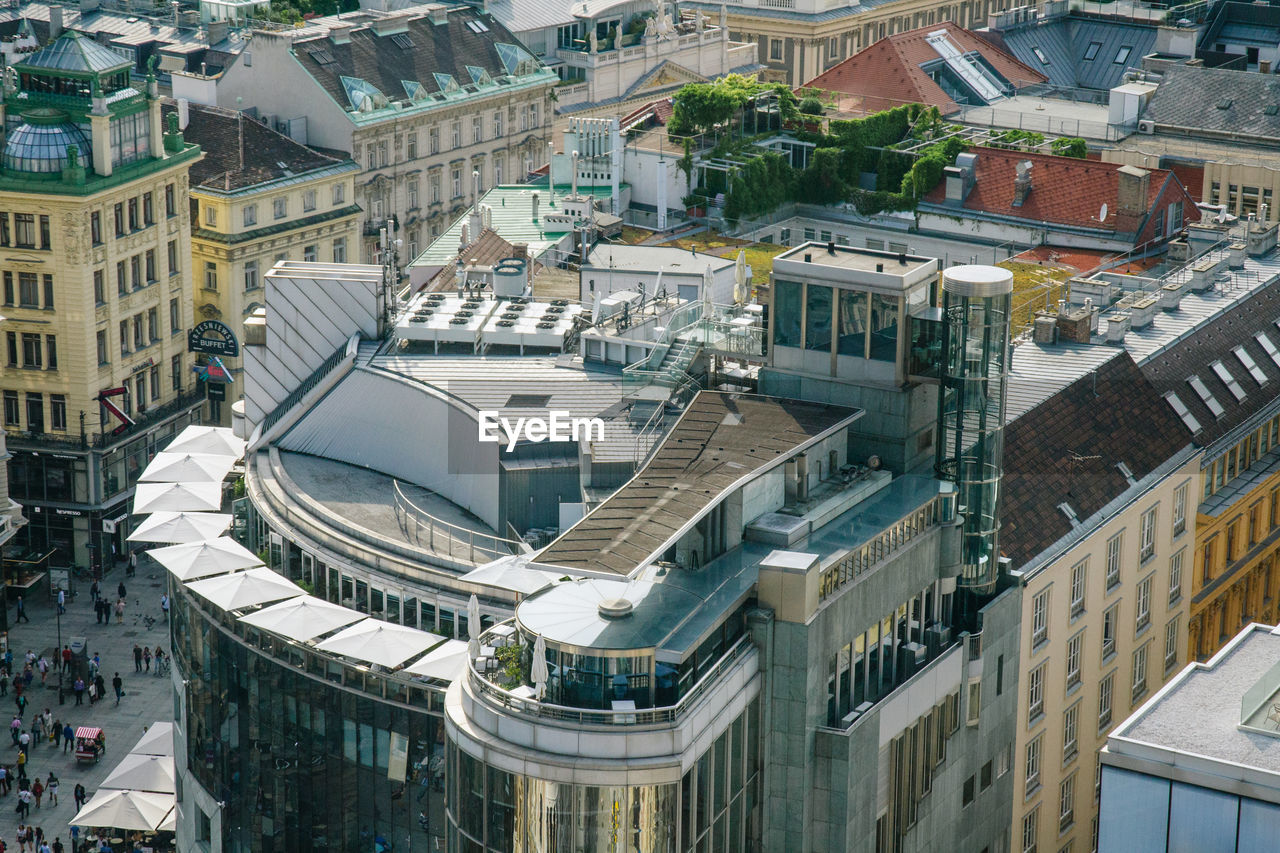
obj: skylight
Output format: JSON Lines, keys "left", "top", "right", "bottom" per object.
{"left": 1233, "top": 345, "right": 1268, "bottom": 384}
{"left": 433, "top": 72, "right": 460, "bottom": 94}
{"left": 467, "top": 65, "right": 493, "bottom": 86}
{"left": 1211, "top": 360, "right": 1246, "bottom": 401}
{"left": 339, "top": 75, "right": 388, "bottom": 112}
{"left": 1255, "top": 332, "right": 1280, "bottom": 368}
{"left": 1113, "top": 45, "right": 1132, "bottom": 65}
{"left": 390, "top": 33, "right": 414, "bottom": 50}
{"left": 309, "top": 47, "right": 335, "bottom": 65}
{"left": 1083, "top": 41, "right": 1101, "bottom": 61}
{"left": 1163, "top": 391, "right": 1202, "bottom": 433}
{"left": 1187, "top": 375, "right": 1226, "bottom": 418}
{"left": 1032, "top": 46, "right": 1049, "bottom": 65}
{"left": 466, "top": 19, "right": 489, "bottom": 33}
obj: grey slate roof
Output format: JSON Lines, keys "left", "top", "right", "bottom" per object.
{"left": 991, "top": 16, "right": 1156, "bottom": 90}
{"left": 482, "top": 0, "right": 576, "bottom": 33}
{"left": 1144, "top": 65, "right": 1280, "bottom": 141}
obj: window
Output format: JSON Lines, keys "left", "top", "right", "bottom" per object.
{"left": 406, "top": 133, "right": 417, "bottom": 160}
{"left": 1106, "top": 533, "right": 1122, "bottom": 589}
{"left": 377, "top": 141, "right": 387, "bottom": 168}
{"left": 273, "top": 197, "right": 287, "bottom": 220}
{"left": 204, "top": 262, "right": 217, "bottom": 292}
{"left": 0, "top": 272, "right": 9, "bottom": 307}
{"left": 171, "top": 355, "right": 182, "bottom": 391}
{"left": 145, "top": 250, "right": 156, "bottom": 283}
{"left": 168, "top": 240, "right": 179, "bottom": 276}
{"left": 303, "top": 189, "right": 316, "bottom": 212}
{"left": 1169, "top": 549, "right": 1184, "bottom": 606}
{"left": 131, "top": 255, "right": 141, "bottom": 289}
{"left": 128, "top": 198, "right": 138, "bottom": 231}
{"left": 24, "top": 393, "right": 42, "bottom": 434}
{"left": 21, "top": 332, "right": 41, "bottom": 368}
{"left": 494, "top": 110, "right": 503, "bottom": 137}
{"left": 1131, "top": 643, "right": 1149, "bottom": 704}
{"left": 1025, "top": 735, "right": 1043, "bottom": 797}
{"left": 1173, "top": 482, "right": 1187, "bottom": 536}
{"left": 407, "top": 178, "right": 419, "bottom": 209}
{"left": 451, "top": 167, "right": 462, "bottom": 198}
{"left": 1028, "top": 663, "right": 1045, "bottom": 721}
{"left": 430, "top": 173, "right": 440, "bottom": 204}
{"left": 244, "top": 260, "right": 259, "bottom": 292}
{"left": 150, "top": 365, "right": 160, "bottom": 401}
{"left": 90, "top": 211, "right": 101, "bottom": 245}
{"left": 1164, "top": 618, "right": 1179, "bottom": 672}
{"left": 1066, "top": 633, "right": 1082, "bottom": 691}
{"left": 48, "top": 394, "right": 66, "bottom": 432}
{"left": 45, "top": 335, "right": 56, "bottom": 370}
{"left": 4, "top": 332, "right": 13, "bottom": 366}
{"left": 1135, "top": 576, "right": 1152, "bottom": 634}
{"left": 1102, "top": 604, "right": 1118, "bottom": 661}
{"left": 147, "top": 307, "right": 158, "bottom": 341}
{"left": 529, "top": 103, "right": 538, "bottom": 128}
{"left": 1032, "top": 589, "right": 1049, "bottom": 647}
{"left": 1, "top": 391, "right": 15, "bottom": 426}
{"left": 1059, "top": 773, "right": 1075, "bottom": 832}
{"left": 493, "top": 155, "right": 504, "bottom": 185}
{"left": 1084, "top": 41, "right": 1102, "bottom": 61}
{"left": 473, "top": 116, "right": 483, "bottom": 144}
{"left": 136, "top": 372, "right": 145, "bottom": 408}
{"left": 119, "top": 320, "right": 129, "bottom": 355}
{"left": 243, "top": 204, "right": 257, "bottom": 227}
{"left": 114, "top": 203, "right": 126, "bottom": 236}
{"left": 1203, "top": 537, "right": 1217, "bottom": 583}
{"left": 143, "top": 192, "right": 154, "bottom": 226}
{"left": 451, "top": 121, "right": 461, "bottom": 149}
{"left": 133, "top": 315, "right": 143, "bottom": 349}
{"left": 304, "top": 245, "right": 317, "bottom": 263}
{"left": 1070, "top": 560, "right": 1087, "bottom": 617}
{"left": 204, "top": 205, "right": 216, "bottom": 226}
{"left": 1063, "top": 704, "right": 1079, "bottom": 764}
{"left": 13, "top": 213, "right": 35, "bottom": 248}
{"left": 333, "top": 237, "right": 347, "bottom": 264}
{"left": 429, "top": 127, "right": 439, "bottom": 154}
{"left": 93, "top": 269, "right": 105, "bottom": 304}
{"left": 0, "top": 213, "right": 8, "bottom": 247}
{"left": 96, "top": 330, "right": 107, "bottom": 365}
{"left": 1140, "top": 507, "right": 1157, "bottom": 562}
{"left": 165, "top": 183, "right": 175, "bottom": 217}
{"left": 963, "top": 775, "right": 976, "bottom": 807}
{"left": 1098, "top": 671, "right": 1114, "bottom": 730}
{"left": 18, "top": 272, "right": 37, "bottom": 307}
{"left": 1032, "top": 46, "right": 1049, "bottom": 65}
{"left": 1114, "top": 45, "right": 1132, "bottom": 64}
{"left": 170, "top": 298, "right": 180, "bottom": 334}
{"left": 769, "top": 38, "right": 783, "bottom": 61}
{"left": 333, "top": 183, "right": 346, "bottom": 206}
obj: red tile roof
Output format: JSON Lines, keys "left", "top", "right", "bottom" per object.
{"left": 922, "top": 147, "right": 1200, "bottom": 234}
{"left": 799, "top": 22, "right": 1045, "bottom": 116}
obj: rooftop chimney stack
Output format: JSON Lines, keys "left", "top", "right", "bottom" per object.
{"left": 48, "top": 5, "right": 63, "bottom": 40}
{"left": 571, "top": 150, "right": 579, "bottom": 198}
{"left": 1012, "top": 160, "right": 1033, "bottom": 207}
{"left": 177, "top": 98, "right": 190, "bottom": 130}
{"left": 1116, "top": 165, "right": 1150, "bottom": 216}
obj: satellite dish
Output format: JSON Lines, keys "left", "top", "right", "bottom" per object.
{"left": 1098, "top": 203, "right": 1108, "bottom": 222}
{"left": 867, "top": 455, "right": 881, "bottom": 471}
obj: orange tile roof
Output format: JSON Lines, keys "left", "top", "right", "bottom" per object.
{"left": 799, "top": 22, "right": 1046, "bottom": 116}
{"left": 922, "top": 147, "right": 1200, "bottom": 236}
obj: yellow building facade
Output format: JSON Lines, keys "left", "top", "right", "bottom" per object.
{"left": 177, "top": 102, "right": 360, "bottom": 425}
{"left": 0, "top": 32, "right": 203, "bottom": 573}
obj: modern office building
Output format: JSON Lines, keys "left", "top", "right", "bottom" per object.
{"left": 1098, "top": 622, "right": 1280, "bottom": 853}
{"left": 173, "top": 99, "right": 360, "bottom": 425}
{"left": 0, "top": 30, "right": 203, "bottom": 572}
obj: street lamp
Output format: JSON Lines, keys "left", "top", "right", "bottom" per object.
{"left": 54, "top": 580, "right": 64, "bottom": 705}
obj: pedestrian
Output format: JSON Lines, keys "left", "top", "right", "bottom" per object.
{"left": 0, "top": 764, "right": 9, "bottom": 796}
{"left": 55, "top": 589, "right": 64, "bottom": 616}
{"left": 14, "top": 693, "right": 25, "bottom": 718}
{"left": 93, "top": 599, "right": 103, "bottom": 625}
{"left": 52, "top": 837, "right": 62, "bottom": 853}
{"left": 117, "top": 581, "right": 126, "bottom": 601}
{"left": 27, "top": 718, "right": 38, "bottom": 745}
{"left": 114, "top": 598, "right": 125, "bottom": 625}
{"left": 93, "top": 675, "right": 104, "bottom": 705}
{"left": 32, "top": 828, "right": 41, "bottom": 849}
{"left": 68, "top": 826, "right": 78, "bottom": 850}
{"left": 132, "top": 646, "right": 141, "bottom": 674}
{"left": 127, "top": 550, "right": 136, "bottom": 578}
{"left": 49, "top": 721, "right": 58, "bottom": 750}
{"left": 14, "top": 597, "right": 27, "bottom": 624}
{"left": 30, "top": 778, "right": 41, "bottom": 809}
{"left": 0, "top": 671, "right": 8, "bottom": 697}
{"left": 88, "top": 655, "right": 99, "bottom": 682}
{"left": 15, "top": 752, "right": 26, "bottom": 784}
{"left": 142, "top": 647, "right": 151, "bottom": 673}
{"left": 38, "top": 840, "right": 50, "bottom": 853}
{"left": 58, "top": 648, "right": 69, "bottom": 675}
{"left": 34, "top": 660, "right": 46, "bottom": 687}
{"left": 72, "top": 784, "right": 85, "bottom": 811}
{"left": 112, "top": 673, "right": 123, "bottom": 706}
{"left": 44, "top": 774, "right": 55, "bottom": 807}
{"left": 18, "top": 730, "right": 30, "bottom": 753}
{"left": 15, "top": 823, "right": 28, "bottom": 852}
{"left": 71, "top": 680, "right": 83, "bottom": 707}
{"left": 10, "top": 716, "right": 20, "bottom": 748}
{"left": 89, "top": 580, "right": 99, "bottom": 605}
{"left": 160, "top": 593, "right": 170, "bottom": 622}
{"left": 21, "top": 667, "right": 31, "bottom": 690}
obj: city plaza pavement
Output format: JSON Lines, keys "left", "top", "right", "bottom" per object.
{"left": 0, "top": 565, "right": 174, "bottom": 848}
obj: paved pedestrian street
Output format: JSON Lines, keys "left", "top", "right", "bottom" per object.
{"left": 0, "top": 569, "right": 174, "bottom": 850}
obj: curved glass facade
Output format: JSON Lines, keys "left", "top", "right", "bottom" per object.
{"left": 172, "top": 588, "right": 449, "bottom": 851}
{"left": 3, "top": 121, "right": 90, "bottom": 173}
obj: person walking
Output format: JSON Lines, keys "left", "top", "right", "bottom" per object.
{"left": 132, "top": 646, "right": 142, "bottom": 674}
{"left": 71, "top": 680, "right": 83, "bottom": 707}
{"left": 127, "top": 550, "right": 136, "bottom": 578}
{"left": 72, "top": 784, "right": 85, "bottom": 812}
{"left": 142, "top": 648, "right": 151, "bottom": 673}
{"left": 49, "top": 721, "right": 58, "bottom": 750}
{"left": 15, "top": 823, "right": 29, "bottom": 852}
{"left": 58, "top": 648, "right": 69, "bottom": 675}
{"left": 15, "top": 751, "right": 26, "bottom": 783}
{"left": 87, "top": 655, "right": 98, "bottom": 683}
{"left": 14, "top": 692, "right": 25, "bottom": 718}
{"left": 52, "top": 837, "right": 62, "bottom": 853}
{"left": 114, "top": 599, "right": 125, "bottom": 625}
{"left": 44, "top": 773, "right": 55, "bottom": 807}
{"left": 93, "top": 675, "right": 105, "bottom": 706}
{"left": 10, "top": 716, "right": 20, "bottom": 748}
{"left": 55, "top": 589, "right": 64, "bottom": 617}
{"left": 34, "top": 660, "right": 46, "bottom": 687}
{"left": 1, "top": 670, "right": 9, "bottom": 697}
{"left": 160, "top": 593, "right": 170, "bottom": 623}
{"left": 60, "top": 725, "right": 71, "bottom": 755}
{"left": 93, "top": 599, "right": 103, "bottom": 626}
{"left": 111, "top": 674, "right": 123, "bottom": 706}
{"left": 30, "top": 778, "right": 42, "bottom": 810}
{"left": 18, "top": 730, "right": 30, "bottom": 754}
{"left": 116, "top": 582, "right": 126, "bottom": 602}
{"left": 14, "top": 597, "right": 27, "bottom": 624}
{"left": 0, "top": 764, "right": 10, "bottom": 796}
{"left": 89, "top": 580, "right": 99, "bottom": 606}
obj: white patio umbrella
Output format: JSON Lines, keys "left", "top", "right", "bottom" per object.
{"left": 147, "top": 537, "right": 262, "bottom": 582}
{"left": 132, "top": 481, "right": 222, "bottom": 514}
{"left": 239, "top": 596, "right": 364, "bottom": 643}
{"left": 315, "top": 620, "right": 444, "bottom": 669}
{"left": 130, "top": 722, "right": 175, "bottom": 757}
{"left": 734, "top": 249, "right": 747, "bottom": 305}
{"left": 404, "top": 639, "right": 471, "bottom": 681}
{"left": 72, "top": 789, "right": 175, "bottom": 832}
{"left": 531, "top": 633, "right": 549, "bottom": 700}
{"left": 185, "top": 567, "right": 304, "bottom": 611}
{"left": 460, "top": 556, "right": 561, "bottom": 596}
{"left": 468, "top": 637, "right": 481, "bottom": 660}
{"left": 703, "top": 263, "right": 715, "bottom": 313}
{"left": 591, "top": 289, "right": 602, "bottom": 324}
{"left": 100, "top": 753, "right": 176, "bottom": 794}
{"left": 127, "top": 511, "right": 231, "bottom": 544}
{"left": 164, "top": 425, "right": 246, "bottom": 458}
{"left": 467, "top": 594, "right": 482, "bottom": 640}
{"left": 138, "top": 452, "right": 235, "bottom": 484}
{"left": 158, "top": 809, "right": 176, "bottom": 832}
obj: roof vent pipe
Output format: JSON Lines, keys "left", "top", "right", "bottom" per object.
{"left": 571, "top": 150, "right": 579, "bottom": 197}
{"left": 827, "top": 240, "right": 836, "bottom": 255}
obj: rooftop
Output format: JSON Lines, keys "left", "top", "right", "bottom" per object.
{"left": 535, "top": 392, "right": 859, "bottom": 576}
{"left": 583, "top": 244, "right": 736, "bottom": 274}
{"left": 1107, "top": 624, "right": 1280, "bottom": 784}
{"left": 980, "top": 13, "right": 1157, "bottom": 91}
{"left": 1143, "top": 65, "right": 1280, "bottom": 143}
{"left": 773, "top": 242, "right": 938, "bottom": 281}
{"left": 16, "top": 27, "right": 130, "bottom": 75}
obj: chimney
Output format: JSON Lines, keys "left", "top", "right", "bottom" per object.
{"left": 1116, "top": 165, "right": 1150, "bottom": 216}
{"left": 1033, "top": 315, "right": 1058, "bottom": 344}
{"left": 460, "top": 222, "right": 470, "bottom": 251}
{"left": 329, "top": 22, "right": 354, "bottom": 44}
{"left": 1012, "top": 160, "right": 1032, "bottom": 207}
{"left": 429, "top": 7, "right": 448, "bottom": 25}
{"left": 207, "top": 20, "right": 229, "bottom": 46}
{"left": 177, "top": 98, "right": 190, "bottom": 130}
{"left": 531, "top": 191, "right": 540, "bottom": 221}
{"left": 371, "top": 11, "right": 412, "bottom": 35}
{"left": 1158, "top": 282, "right": 1183, "bottom": 310}
{"left": 827, "top": 241, "right": 836, "bottom": 255}
{"left": 1128, "top": 294, "right": 1158, "bottom": 328}
{"left": 944, "top": 166, "right": 966, "bottom": 204}
{"left": 48, "top": 5, "right": 63, "bottom": 40}
{"left": 570, "top": 150, "right": 579, "bottom": 197}
{"left": 1105, "top": 313, "right": 1131, "bottom": 343}
{"left": 512, "top": 242, "right": 528, "bottom": 260}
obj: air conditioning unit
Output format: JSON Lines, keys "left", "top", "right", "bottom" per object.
{"left": 1138, "top": 119, "right": 1155, "bottom": 134}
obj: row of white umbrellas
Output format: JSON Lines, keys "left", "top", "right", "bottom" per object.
{"left": 71, "top": 723, "right": 178, "bottom": 832}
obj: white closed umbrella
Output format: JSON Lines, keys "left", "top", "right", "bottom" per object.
{"left": 139, "top": 452, "right": 235, "bottom": 483}
{"left": 239, "top": 596, "right": 364, "bottom": 642}
{"left": 468, "top": 636, "right": 481, "bottom": 660}
{"left": 531, "top": 633, "right": 549, "bottom": 699}
{"left": 164, "top": 425, "right": 246, "bottom": 458}
{"left": 591, "top": 289, "right": 601, "bottom": 324}
{"left": 404, "top": 639, "right": 471, "bottom": 680}
{"left": 127, "top": 511, "right": 231, "bottom": 544}
{"left": 467, "top": 593, "right": 482, "bottom": 640}
{"left": 147, "top": 537, "right": 262, "bottom": 581}
{"left": 133, "top": 481, "right": 222, "bottom": 514}
{"left": 703, "top": 263, "right": 714, "bottom": 313}
{"left": 315, "top": 620, "right": 444, "bottom": 669}
{"left": 185, "top": 566, "right": 303, "bottom": 611}
{"left": 100, "top": 753, "right": 176, "bottom": 794}
{"left": 734, "top": 249, "right": 746, "bottom": 305}
{"left": 72, "top": 789, "right": 175, "bottom": 832}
